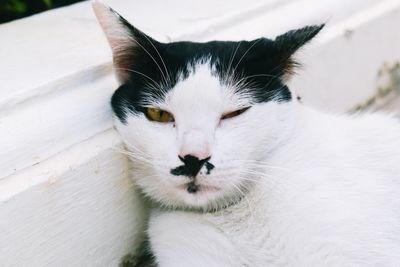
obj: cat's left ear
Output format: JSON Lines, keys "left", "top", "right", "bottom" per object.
{"left": 92, "top": 0, "right": 163, "bottom": 82}
{"left": 273, "top": 24, "right": 325, "bottom": 76}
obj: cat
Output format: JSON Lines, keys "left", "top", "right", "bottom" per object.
{"left": 92, "top": 1, "right": 400, "bottom": 266}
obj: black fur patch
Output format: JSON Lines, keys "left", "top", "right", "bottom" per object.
{"left": 170, "top": 155, "right": 213, "bottom": 177}
{"left": 120, "top": 240, "right": 156, "bottom": 267}
{"left": 205, "top": 161, "right": 215, "bottom": 175}
{"left": 109, "top": 11, "right": 324, "bottom": 123}
{"left": 186, "top": 182, "right": 199, "bottom": 194}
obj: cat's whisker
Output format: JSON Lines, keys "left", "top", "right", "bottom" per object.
{"left": 115, "top": 67, "right": 161, "bottom": 88}
{"left": 113, "top": 143, "right": 155, "bottom": 164}
{"left": 238, "top": 171, "right": 274, "bottom": 183}
{"left": 115, "top": 148, "right": 154, "bottom": 166}
{"left": 120, "top": 139, "right": 154, "bottom": 158}
{"left": 236, "top": 174, "right": 263, "bottom": 183}
{"left": 115, "top": 145, "right": 173, "bottom": 171}
{"left": 224, "top": 41, "right": 242, "bottom": 85}
{"left": 139, "top": 32, "right": 172, "bottom": 88}
{"left": 118, "top": 145, "right": 152, "bottom": 160}
{"left": 124, "top": 34, "right": 170, "bottom": 88}
{"left": 237, "top": 175, "right": 283, "bottom": 194}
{"left": 123, "top": 151, "right": 151, "bottom": 164}
{"left": 239, "top": 168, "right": 285, "bottom": 184}
{"left": 228, "top": 182, "right": 257, "bottom": 230}
{"left": 231, "top": 182, "right": 253, "bottom": 209}
{"left": 232, "top": 38, "right": 263, "bottom": 74}
{"left": 234, "top": 73, "right": 280, "bottom": 88}
{"left": 230, "top": 159, "right": 294, "bottom": 175}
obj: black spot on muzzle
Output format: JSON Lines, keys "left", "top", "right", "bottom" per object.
{"left": 170, "top": 155, "right": 214, "bottom": 177}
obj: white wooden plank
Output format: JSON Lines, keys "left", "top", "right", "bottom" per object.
{"left": 199, "top": 0, "right": 379, "bottom": 41}
{"left": 290, "top": 0, "right": 400, "bottom": 112}
{"left": 0, "top": 71, "right": 116, "bottom": 180}
{"left": 0, "top": 130, "right": 147, "bottom": 266}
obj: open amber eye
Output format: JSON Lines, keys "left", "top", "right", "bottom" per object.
{"left": 221, "top": 107, "right": 250, "bottom": 120}
{"left": 145, "top": 108, "right": 174, "bottom": 123}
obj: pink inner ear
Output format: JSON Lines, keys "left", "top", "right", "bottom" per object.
{"left": 114, "top": 53, "right": 133, "bottom": 82}
{"left": 92, "top": 1, "right": 134, "bottom": 82}
{"left": 92, "top": 1, "right": 132, "bottom": 51}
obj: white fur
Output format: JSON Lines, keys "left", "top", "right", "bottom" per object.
{"left": 114, "top": 61, "right": 400, "bottom": 266}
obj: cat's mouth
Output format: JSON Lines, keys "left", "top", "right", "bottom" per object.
{"left": 178, "top": 182, "right": 220, "bottom": 194}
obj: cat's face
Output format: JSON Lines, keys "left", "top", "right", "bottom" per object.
{"left": 93, "top": 2, "right": 322, "bottom": 211}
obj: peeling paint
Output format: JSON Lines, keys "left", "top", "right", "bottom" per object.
{"left": 351, "top": 62, "right": 400, "bottom": 112}
{"left": 47, "top": 177, "right": 57, "bottom": 186}
{"left": 344, "top": 28, "right": 354, "bottom": 39}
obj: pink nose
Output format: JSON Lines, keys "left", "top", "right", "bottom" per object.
{"left": 179, "top": 129, "right": 211, "bottom": 160}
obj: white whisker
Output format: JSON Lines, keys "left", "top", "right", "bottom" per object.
{"left": 128, "top": 34, "right": 169, "bottom": 88}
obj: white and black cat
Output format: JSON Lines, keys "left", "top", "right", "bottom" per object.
{"left": 93, "top": 1, "right": 400, "bottom": 266}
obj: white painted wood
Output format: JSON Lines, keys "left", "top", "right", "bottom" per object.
{"left": 1, "top": 0, "right": 399, "bottom": 265}
{"left": 291, "top": 0, "right": 400, "bottom": 112}
{"left": 0, "top": 131, "right": 148, "bottom": 266}
{"left": 197, "top": 0, "right": 379, "bottom": 41}
{"left": 0, "top": 67, "right": 116, "bottom": 180}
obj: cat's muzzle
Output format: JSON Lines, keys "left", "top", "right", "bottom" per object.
{"left": 170, "top": 155, "right": 215, "bottom": 193}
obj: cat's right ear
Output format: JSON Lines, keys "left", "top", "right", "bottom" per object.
{"left": 272, "top": 24, "right": 324, "bottom": 77}
{"left": 92, "top": 1, "right": 161, "bottom": 82}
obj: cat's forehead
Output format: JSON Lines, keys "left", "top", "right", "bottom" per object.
{"left": 163, "top": 40, "right": 250, "bottom": 62}
{"left": 136, "top": 40, "right": 282, "bottom": 105}
{"left": 129, "top": 41, "right": 262, "bottom": 106}
{"left": 164, "top": 62, "right": 245, "bottom": 112}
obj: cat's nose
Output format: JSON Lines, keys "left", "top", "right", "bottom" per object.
{"left": 171, "top": 154, "right": 213, "bottom": 178}
{"left": 179, "top": 129, "right": 211, "bottom": 160}
{"left": 179, "top": 151, "right": 211, "bottom": 161}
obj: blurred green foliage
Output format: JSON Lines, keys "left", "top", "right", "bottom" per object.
{"left": 0, "top": 0, "right": 83, "bottom": 23}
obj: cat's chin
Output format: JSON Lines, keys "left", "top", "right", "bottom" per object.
{"left": 170, "top": 183, "right": 245, "bottom": 211}
{"left": 175, "top": 184, "right": 223, "bottom": 208}
{"left": 177, "top": 183, "right": 221, "bottom": 194}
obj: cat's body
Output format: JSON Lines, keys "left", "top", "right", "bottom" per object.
{"left": 149, "top": 105, "right": 400, "bottom": 267}
{"left": 92, "top": 2, "right": 400, "bottom": 266}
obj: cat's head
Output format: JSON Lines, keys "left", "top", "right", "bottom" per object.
{"left": 93, "top": 1, "right": 323, "bottom": 211}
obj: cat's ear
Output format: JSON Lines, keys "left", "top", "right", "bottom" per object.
{"left": 92, "top": 0, "right": 161, "bottom": 82}
{"left": 273, "top": 24, "right": 324, "bottom": 76}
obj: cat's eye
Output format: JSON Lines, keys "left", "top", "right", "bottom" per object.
{"left": 221, "top": 107, "right": 250, "bottom": 120}
{"left": 145, "top": 108, "right": 174, "bottom": 123}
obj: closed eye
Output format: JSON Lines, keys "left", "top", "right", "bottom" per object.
{"left": 221, "top": 107, "right": 250, "bottom": 120}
